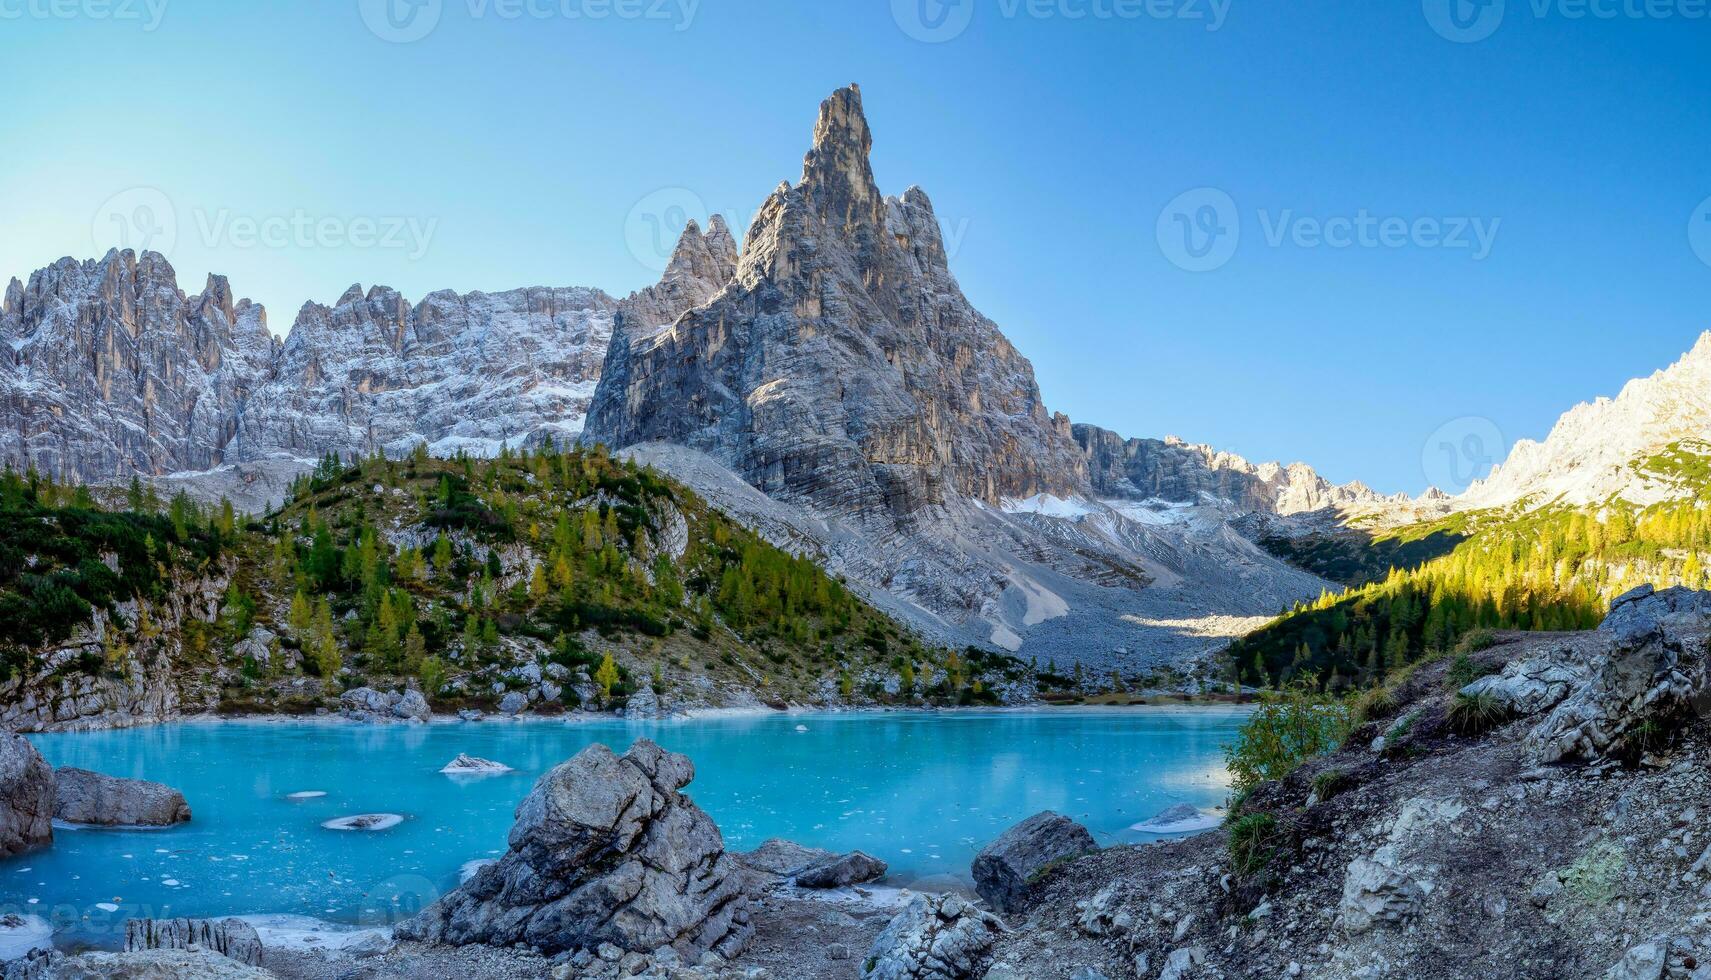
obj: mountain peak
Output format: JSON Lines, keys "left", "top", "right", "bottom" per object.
{"left": 800, "top": 85, "right": 882, "bottom": 227}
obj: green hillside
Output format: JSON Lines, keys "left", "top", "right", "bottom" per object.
{"left": 0, "top": 444, "right": 1021, "bottom": 718}
{"left": 1229, "top": 494, "right": 1711, "bottom": 691}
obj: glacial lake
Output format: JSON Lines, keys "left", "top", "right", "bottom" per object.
{"left": 7, "top": 708, "right": 1242, "bottom": 946}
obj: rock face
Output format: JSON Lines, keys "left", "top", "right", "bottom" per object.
{"left": 0, "top": 251, "right": 278, "bottom": 482}
{"left": 1459, "top": 330, "right": 1711, "bottom": 510}
{"left": 0, "top": 733, "right": 54, "bottom": 856}
{"left": 862, "top": 894, "right": 1005, "bottom": 980}
{"left": 972, "top": 811, "right": 1097, "bottom": 914}
{"left": 585, "top": 85, "right": 1087, "bottom": 522}
{"left": 0, "top": 250, "right": 619, "bottom": 500}
{"left": 1523, "top": 585, "right": 1711, "bottom": 764}
{"left": 1073, "top": 426, "right": 1403, "bottom": 517}
{"left": 231, "top": 283, "right": 617, "bottom": 465}
{"left": 52, "top": 767, "right": 190, "bottom": 826}
{"left": 397, "top": 739, "right": 751, "bottom": 960}
{"left": 123, "top": 918, "right": 263, "bottom": 966}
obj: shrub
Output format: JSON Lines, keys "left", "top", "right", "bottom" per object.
{"left": 1455, "top": 628, "right": 1498, "bottom": 654}
{"left": 1352, "top": 685, "right": 1396, "bottom": 725}
{"left": 1226, "top": 812, "right": 1279, "bottom": 877}
{"left": 1310, "top": 768, "right": 1348, "bottom": 802}
{"left": 1447, "top": 690, "right": 1507, "bottom": 736}
{"left": 1224, "top": 684, "right": 1354, "bottom": 792}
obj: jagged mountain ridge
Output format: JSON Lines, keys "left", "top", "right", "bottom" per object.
{"left": 1457, "top": 330, "right": 1711, "bottom": 510}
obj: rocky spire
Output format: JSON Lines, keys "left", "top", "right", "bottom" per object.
{"left": 2, "top": 278, "right": 20, "bottom": 319}
{"left": 799, "top": 84, "right": 884, "bottom": 231}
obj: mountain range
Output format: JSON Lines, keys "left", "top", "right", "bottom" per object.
{"left": 3, "top": 84, "right": 1704, "bottom": 667}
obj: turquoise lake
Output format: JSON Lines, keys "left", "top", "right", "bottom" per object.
{"left": 4, "top": 708, "right": 1242, "bottom": 945}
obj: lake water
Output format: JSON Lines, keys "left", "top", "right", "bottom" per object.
{"left": 6, "top": 708, "right": 1242, "bottom": 947}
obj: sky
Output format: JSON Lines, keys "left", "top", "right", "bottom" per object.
{"left": 1, "top": 0, "right": 1708, "bottom": 496}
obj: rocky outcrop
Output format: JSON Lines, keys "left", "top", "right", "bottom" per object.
{"left": 1509, "top": 586, "right": 1711, "bottom": 763}
{"left": 0, "top": 734, "right": 53, "bottom": 856}
{"left": 972, "top": 811, "right": 1097, "bottom": 914}
{"left": 862, "top": 894, "right": 1005, "bottom": 980}
{"left": 792, "top": 850, "right": 887, "bottom": 889}
{"left": 123, "top": 918, "right": 262, "bottom": 966}
{"left": 1073, "top": 426, "right": 1403, "bottom": 516}
{"left": 0, "top": 251, "right": 278, "bottom": 482}
{"left": 397, "top": 739, "right": 751, "bottom": 960}
{"left": 440, "top": 754, "right": 512, "bottom": 775}
{"left": 583, "top": 85, "right": 1087, "bottom": 522}
{"left": 1, "top": 947, "right": 271, "bottom": 979}
{"left": 53, "top": 767, "right": 190, "bottom": 827}
{"left": 338, "top": 686, "right": 429, "bottom": 724}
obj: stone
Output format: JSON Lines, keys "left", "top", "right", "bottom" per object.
{"left": 1527, "top": 587, "right": 1711, "bottom": 763}
{"left": 792, "top": 851, "right": 887, "bottom": 889}
{"left": 52, "top": 767, "right": 189, "bottom": 827}
{"left": 971, "top": 811, "right": 1097, "bottom": 913}
{"left": 1604, "top": 938, "right": 1666, "bottom": 980}
{"left": 0, "top": 733, "right": 53, "bottom": 856}
{"left": 392, "top": 689, "right": 431, "bottom": 723}
{"left": 440, "top": 754, "right": 513, "bottom": 775}
{"left": 625, "top": 685, "right": 660, "bottom": 718}
{"left": 1158, "top": 947, "right": 1206, "bottom": 980}
{"left": 458, "top": 709, "right": 484, "bottom": 722}
{"left": 1340, "top": 857, "right": 1424, "bottom": 934}
{"left": 397, "top": 739, "right": 751, "bottom": 960}
{"left": 124, "top": 918, "right": 263, "bottom": 966}
{"left": 860, "top": 894, "right": 1005, "bottom": 979}
{"left": 499, "top": 691, "right": 528, "bottom": 715}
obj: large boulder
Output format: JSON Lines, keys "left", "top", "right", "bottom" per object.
{"left": 392, "top": 689, "right": 430, "bottom": 723}
{"left": 1339, "top": 856, "right": 1424, "bottom": 934}
{"left": 971, "top": 811, "right": 1096, "bottom": 914}
{"left": 0, "top": 733, "right": 53, "bottom": 856}
{"left": 397, "top": 739, "right": 751, "bottom": 960}
{"left": 124, "top": 918, "right": 262, "bottom": 966}
{"left": 1526, "top": 586, "right": 1711, "bottom": 763}
{"left": 862, "top": 894, "right": 1005, "bottom": 980}
{"left": 53, "top": 768, "right": 190, "bottom": 827}
{"left": 339, "top": 687, "right": 427, "bottom": 724}
{"left": 734, "top": 838, "right": 886, "bottom": 890}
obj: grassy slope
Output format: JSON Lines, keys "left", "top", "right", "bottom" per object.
{"left": 2, "top": 447, "right": 1026, "bottom": 717}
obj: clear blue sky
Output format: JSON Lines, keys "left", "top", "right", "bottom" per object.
{"left": 2, "top": 0, "right": 1707, "bottom": 494}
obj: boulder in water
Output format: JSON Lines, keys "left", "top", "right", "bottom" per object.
{"left": 0, "top": 733, "right": 53, "bottom": 856}
{"left": 972, "top": 811, "right": 1097, "bottom": 914}
{"left": 1131, "top": 803, "right": 1222, "bottom": 834}
{"left": 439, "top": 754, "right": 513, "bottom": 775}
{"left": 124, "top": 917, "right": 263, "bottom": 966}
{"left": 53, "top": 768, "right": 190, "bottom": 827}
{"left": 397, "top": 738, "right": 751, "bottom": 960}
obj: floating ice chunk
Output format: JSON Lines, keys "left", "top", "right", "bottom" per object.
{"left": 321, "top": 814, "right": 404, "bottom": 832}
{"left": 286, "top": 791, "right": 328, "bottom": 800}
{"left": 795, "top": 725, "right": 809, "bottom": 733}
